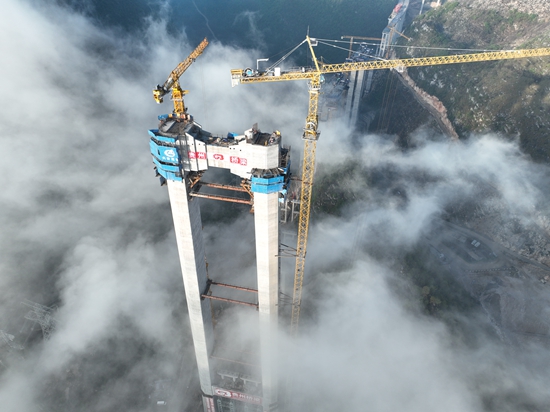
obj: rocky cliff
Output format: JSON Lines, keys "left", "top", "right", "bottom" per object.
{"left": 399, "top": 0, "right": 550, "bottom": 161}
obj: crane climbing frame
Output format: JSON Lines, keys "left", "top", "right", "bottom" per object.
{"left": 231, "top": 36, "right": 550, "bottom": 334}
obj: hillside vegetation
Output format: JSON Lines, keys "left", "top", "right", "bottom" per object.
{"left": 399, "top": 0, "right": 550, "bottom": 161}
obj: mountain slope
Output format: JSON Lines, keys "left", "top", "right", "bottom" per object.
{"left": 399, "top": 0, "right": 550, "bottom": 161}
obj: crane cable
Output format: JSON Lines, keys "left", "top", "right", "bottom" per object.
{"left": 266, "top": 39, "right": 308, "bottom": 72}
{"left": 316, "top": 40, "right": 381, "bottom": 62}
{"left": 316, "top": 37, "right": 509, "bottom": 54}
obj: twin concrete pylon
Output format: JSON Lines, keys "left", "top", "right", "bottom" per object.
{"left": 151, "top": 120, "right": 287, "bottom": 412}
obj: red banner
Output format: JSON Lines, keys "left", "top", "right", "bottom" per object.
{"left": 188, "top": 152, "right": 247, "bottom": 165}
{"left": 188, "top": 151, "right": 207, "bottom": 159}
{"left": 212, "top": 387, "right": 262, "bottom": 405}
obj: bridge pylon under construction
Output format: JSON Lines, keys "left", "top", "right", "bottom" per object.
{"left": 148, "top": 113, "right": 290, "bottom": 412}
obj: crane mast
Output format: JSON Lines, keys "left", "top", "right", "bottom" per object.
{"left": 153, "top": 37, "right": 208, "bottom": 116}
{"left": 290, "top": 38, "right": 322, "bottom": 333}
{"left": 231, "top": 37, "right": 550, "bottom": 334}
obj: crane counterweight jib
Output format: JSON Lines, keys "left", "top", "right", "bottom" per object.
{"left": 153, "top": 85, "right": 167, "bottom": 104}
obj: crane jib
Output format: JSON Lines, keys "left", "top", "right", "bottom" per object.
{"left": 154, "top": 37, "right": 209, "bottom": 112}
{"left": 231, "top": 47, "right": 550, "bottom": 85}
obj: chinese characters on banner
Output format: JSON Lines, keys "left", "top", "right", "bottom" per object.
{"left": 188, "top": 151, "right": 247, "bottom": 166}
{"left": 230, "top": 156, "right": 248, "bottom": 166}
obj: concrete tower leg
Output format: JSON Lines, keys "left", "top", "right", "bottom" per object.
{"left": 345, "top": 70, "right": 357, "bottom": 124}
{"left": 167, "top": 180, "right": 214, "bottom": 397}
{"left": 349, "top": 70, "right": 366, "bottom": 128}
{"left": 364, "top": 70, "right": 375, "bottom": 96}
{"left": 253, "top": 192, "right": 280, "bottom": 412}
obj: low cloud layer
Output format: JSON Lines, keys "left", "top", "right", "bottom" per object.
{"left": 0, "top": 0, "right": 303, "bottom": 410}
{"left": 287, "top": 128, "right": 550, "bottom": 411}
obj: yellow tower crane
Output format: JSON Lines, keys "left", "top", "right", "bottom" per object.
{"left": 153, "top": 37, "right": 209, "bottom": 117}
{"left": 230, "top": 36, "right": 550, "bottom": 335}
